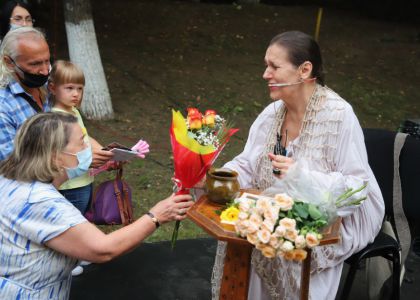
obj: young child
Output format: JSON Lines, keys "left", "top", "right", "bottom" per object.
{"left": 48, "top": 60, "right": 95, "bottom": 276}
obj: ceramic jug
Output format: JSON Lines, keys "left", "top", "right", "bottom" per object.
{"left": 206, "top": 168, "right": 240, "bottom": 204}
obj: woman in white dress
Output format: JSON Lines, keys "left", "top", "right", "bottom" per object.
{"left": 211, "top": 31, "right": 385, "bottom": 300}
{"left": 0, "top": 112, "right": 194, "bottom": 299}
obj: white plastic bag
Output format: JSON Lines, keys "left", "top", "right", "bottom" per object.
{"left": 263, "top": 159, "right": 367, "bottom": 221}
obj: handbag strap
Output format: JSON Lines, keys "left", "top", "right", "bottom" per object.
{"left": 113, "top": 177, "right": 128, "bottom": 225}
{"left": 121, "top": 180, "right": 134, "bottom": 223}
{"left": 114, "top": 167, "right": 133, "bottom": 225}
{"left": 393, "top": 132, "right": 411, "bottom": 265}
{"left": 116, "top": 167, "right": 123, "bottom": 180}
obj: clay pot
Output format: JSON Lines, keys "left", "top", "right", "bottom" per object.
{"left": 206, "top": 168, "right": 240, "bottom": 204}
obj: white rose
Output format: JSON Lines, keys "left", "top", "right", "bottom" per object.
{"left": 284, "top": 229, "right": 298, "bottom": 242}
{"left": 274, "top": 225, "right": 286, "bottom": 238}
{"left": 247, "top": 233, "right": 258, "bottom": 245}
{"left": 305, "top": 232, "right": 320, "bottom": 248}
{"left": 256, "top": 198, "right": 270, "bottom": 214}
{"left": 274, "top": 193, "right": 294, "bottom": 211}
{"left": 279, "top": 218, "right": 296, "bottom": 231}
{"left": 235, "top": 221, "right": 248, "bottom": 237}
{"left": 264, "top": 205, "right": 280, "bottom": 221}
{"left": 262, "top": 218, "right": 275, "bottom": 232}
{"left": 283, "top": 250, "right": 295, "bottom": 260}
{"left": 238, "top": 229, "right": 247, "bottom": 237}
{"left": 240, "top": 220, "right": 250, "bottom": 229}
{"left": 257, "top": 229, "right": 271, "bottom": 244}
{"left": 292, "top": 249, "right": 308, "bottom": 261}
{"left": 294, "top": 235, "right": 306, "bottom": 249}
{"left": 280, "top": 240, "right": 294, "bottom": 252}
{"left": 249, "top": 213, "right": 263, "bottom": 224}
{"left": 260, "top": 245, "right": 276, "bottom": 258}
{"left": 269, "top": 235, "right": 281, "bottom": 248}
{"left": 246, "top": 220, "right": 259, "bottom": 233}
{"left": 255, "top": 242, "right": 265, "bottom": 251}
{"left": 238, "top": 211, "right": 249, "bottom": 220}
{"left": 239, "top": 201, "right": 251, "bottom": 212}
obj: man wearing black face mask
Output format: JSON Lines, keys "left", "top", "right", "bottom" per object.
{"left": 0, "top": 27, "right": 114, "bottom": 167}
{"left": 0, "top": 27, "right": 50, "bottom": 160}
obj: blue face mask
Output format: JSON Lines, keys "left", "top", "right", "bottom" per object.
{"left": 9, "top": 23, "right": 22, "bottom": 31}
{"left": 63, "top": 145, "right": 92, "bottom": 179}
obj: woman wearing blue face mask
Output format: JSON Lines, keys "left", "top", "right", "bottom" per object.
{"left": 0, "top": 112, "right": 194, "bottom": 300}
{"left": 0, "top": 1, "right": 34, "bottom": 41}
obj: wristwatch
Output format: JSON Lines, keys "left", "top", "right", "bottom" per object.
{"left": 146, "top": 212, "right": 160, "bottom": 228}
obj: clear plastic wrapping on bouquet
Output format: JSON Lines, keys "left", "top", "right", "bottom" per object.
{"left": 262, "top": 160, "right": 342, "bottom": 223}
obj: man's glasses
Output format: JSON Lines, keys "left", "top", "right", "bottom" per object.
{"left": 10, "top": 16, "right": 35, "bottom": 25}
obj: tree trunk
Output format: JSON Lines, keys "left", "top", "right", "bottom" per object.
{"left": 63, "top": 0, "right": 114, "bottom": 120}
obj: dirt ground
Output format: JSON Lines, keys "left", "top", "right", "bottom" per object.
{"left": 46, "top": 0, "right": 420, "bottom": 240}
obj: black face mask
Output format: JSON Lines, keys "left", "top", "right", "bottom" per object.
{"left": 9, "top": 57, "right": 49, "bottom": 88}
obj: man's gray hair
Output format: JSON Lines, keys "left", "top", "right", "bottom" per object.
{"left": 0, "top": 27, "right": 46, "bottom": 87}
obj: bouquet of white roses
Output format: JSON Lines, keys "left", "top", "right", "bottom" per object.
{"left": 234, "top": 193, "right": 327, "bottom": 261}
{"left": 226, "top": 161, "right": 367, "bottom": 260}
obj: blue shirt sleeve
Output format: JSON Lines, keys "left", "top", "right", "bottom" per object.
{"left": 9, "top": 185, "right": 87, "bottom": 244}
{"left": 0, "top": 110, "right": 16, "bottom": 160}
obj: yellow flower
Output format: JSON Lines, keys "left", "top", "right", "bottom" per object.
{"left": 203, "top": 110, "right": 216, "bottom": 128}
{"left": 188, "top": 112, "right": 202, "bottom": 130}
{"left": 220, "top": 206, "right": 240, "bottom": 224}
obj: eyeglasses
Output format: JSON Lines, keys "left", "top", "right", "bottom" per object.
{"left": 10, "top": 16, "right": 35, "bottom": 25}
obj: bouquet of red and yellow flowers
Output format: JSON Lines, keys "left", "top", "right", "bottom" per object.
{"left": 170, "top": 108, "right": 238, "bottom": 248}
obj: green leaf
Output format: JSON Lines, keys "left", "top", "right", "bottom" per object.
{"left": 315, "top": 219, "right": 328, "bottom": 227}
{"left": 293, "top": 203, "right": 309, "bottom": 219}
{"left": 308, "top": 204, "right": 322, "bottom": 220}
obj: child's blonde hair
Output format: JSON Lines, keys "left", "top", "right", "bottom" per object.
{"left": 49, "top": 60, "right": 85, "bottom": 107}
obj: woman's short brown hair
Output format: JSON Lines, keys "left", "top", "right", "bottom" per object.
{"left": 0, "top": 112, "right": 78, "bottom": 183}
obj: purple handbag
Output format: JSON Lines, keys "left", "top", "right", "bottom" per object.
{"left": 85, "top": 168, "right": 134, "bottom": 226}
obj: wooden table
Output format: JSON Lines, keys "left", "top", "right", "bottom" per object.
{"left": 187, "top": 193, "right": 341, "bottom": 300}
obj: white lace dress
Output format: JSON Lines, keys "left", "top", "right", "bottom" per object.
{"left": 211, "top": 86, "right": 385, "bottom": 300}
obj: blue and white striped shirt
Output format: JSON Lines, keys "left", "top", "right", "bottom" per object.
{"left": 0, "top": 176, "right": 86, "bottom": 299}
{"left": 0, "top": 80, "right": 50, "bottom": 160}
